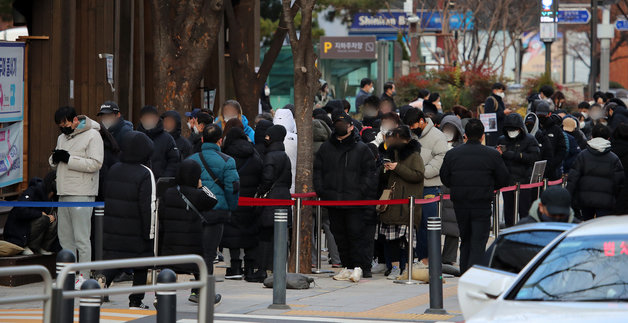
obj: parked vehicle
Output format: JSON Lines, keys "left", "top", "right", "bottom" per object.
{"left": 459, "top": 216, "right": 628, "bottom": 322}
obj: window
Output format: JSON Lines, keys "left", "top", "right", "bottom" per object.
{"left": 513, "top": 234, "right": 628, "bottom": 302}
{"left": 491, "top": 230, "right": 563, "bottom": 273}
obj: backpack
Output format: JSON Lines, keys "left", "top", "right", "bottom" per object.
{"left": 476, "top": 96, "right": 498, "bottom": 117}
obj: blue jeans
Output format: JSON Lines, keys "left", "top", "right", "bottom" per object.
{"left": 417, "top": 186, "right": 440, "bottom": 261}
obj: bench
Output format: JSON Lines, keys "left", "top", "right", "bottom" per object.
{"left": 0, "top": 207, "right": 56, "bottom": 287}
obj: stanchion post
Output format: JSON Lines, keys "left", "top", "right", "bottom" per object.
{"left": 395, "top": 196, "right": 417, "bottom": 285}
{"left": 269, "top": 209, "right": 290, "bottom": 309}
{"left": 425, "top": 217, "right": 447, "bottom": 315}
{"left": 294, "top": 197, "right": 302, "bottom": 273}
{"left": 203, "top": 275, "right": 215, "bottom": 323}
{"left": 312, "top": 198, "right": 332, "bottom": 274}
{"left": 493, "top": 191, "right": 500, "bottom": 239}
{"left": 562, "top": 174, "right": 567, "bottom": 188}
{"left": 56, "top": 249, "right": 76, "bottom": 323}
{"left": 156, "top": 269, "right": 177, "bottom": 323}
{"left": 79, "top": 279, "right": 101, "bottom": 323}
{"left": 94, "top": 206, "right": 104, "bottom": 261}
{"left": 543, "top": 178, "right": 548, "bottom": 191}
{"left": 437, "top": 193, "right": 443, "bottom": 218}
{"left": 514, "top": 182, "right": 521, "bottom": 224}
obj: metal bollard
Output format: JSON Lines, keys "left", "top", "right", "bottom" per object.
{"left": 79, "top": 279, "right": 101, "bottom": 323}
{"left": 268, "top": 209, "right": 291, "bottom": 309}
{"left": 312, "top": 198, "right": 332, "bottom": 274}
{"left": 395, "top": 196, "right": 417, "bottom": 285}
{"left": 425, "top": 217, "right": 447, "bottom": 314}
{"left": 202, "top": 275, "right": 216, "bottom": 323}
{"left": 514, "top": 182, "right": 521, "bottom": 224}
{"left": 492, "top": 192, "right": 500, "bottom": 239}
{"left": 94, "top": 207, "right": 104, "bottom": 261}
{"left": 294, "top": 197, "right": 302, "bottom": 273}
{"left": 156, "top": 269, "right": 177, "bottom": 323}
{"left": 56, "top": 249, "right": 76, "bottom": 323}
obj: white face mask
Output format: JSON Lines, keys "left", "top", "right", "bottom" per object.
{"left": 264, "top": 87, "right": 271, "bottom": 96}
{"left": 102, "top": 120, "right": 115, "bottom": 130}
{"left": 368, "top": 87, "right": 374, "bottom": 94}
{"left": 496, "top": 92, "right": 505, "bottom": 99}
{"left": 193, "top": 126, "right": 200, "bottom": 134}
{"left": 581, "top": 112, "right": 588, "bottom": 119}
{"left": 444, "top": 131, "right": 455, "bottom": 142}
{"left": 579, "top": 122, "right": 585, "bottom": 129}
{"left": 507, "top": 130, "right": 520, "bottom": 139}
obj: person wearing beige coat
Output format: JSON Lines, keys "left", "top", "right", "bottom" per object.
{"left": 49, "top": 107, "right": 103, "bottom": 281}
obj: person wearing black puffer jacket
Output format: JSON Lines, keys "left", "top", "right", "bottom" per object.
{"left": 162, "top": 111, "right": 192, "bottom": 159}
{"left": 137, "top": 106, "right": 180, "bottom": 179}
{"left": 255, "top": 125, "right": 292, "bottom": 281}
{"left": 567, "top": 124, "right": 624, "bottom": 220}
{"left": 221, "top": 127, "right": 263, "bottom": 281}
{"left": 159, "top": 159, "right": 220, "bottom": 305}
{"left": 612, "top": 124, "right": 628, "bottom": 214}
{"left": 101, "top": 131, "right": 156, "bottom": 310}
{"left": 440, "top": 119, "right": 510, "bottom": 273}
{"left": 497, "top": 114, "right": 541, "bottom": 227}
{"left": 314, "top": 112, "right": 378, "bottom": 278}
{"left": 254, "top": 119, "right": 273, "bottom": 157}
{"left": 533, "top": 100, "right": 566, "bottom": 180}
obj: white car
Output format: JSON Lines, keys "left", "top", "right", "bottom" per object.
{"left": 459, "top": 216, "right": 628, "bottom": 322}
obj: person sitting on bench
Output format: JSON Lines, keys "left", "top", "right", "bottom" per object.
{"left": 4, "top": 172, "right": 58, "bottom": 255}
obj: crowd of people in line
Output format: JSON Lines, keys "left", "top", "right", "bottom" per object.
{"left": 3, "top": 76, "right": 628, "bottom": 310}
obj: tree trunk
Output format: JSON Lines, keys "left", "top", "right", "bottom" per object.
{"left": 151, "top": 0, "right": 224, "bottom": 116}
{"left": 282, "top": 0, "right": 320, "bottom": 274}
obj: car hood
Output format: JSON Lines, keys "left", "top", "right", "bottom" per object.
{"left": 467, "top": 300, "right": 628, "bottom": 323}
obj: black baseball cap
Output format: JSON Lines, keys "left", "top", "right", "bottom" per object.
{"left": 332, "top": 111, "right": 353, "bottom": 125}
{"left": 533, "top": 100, "right": 551, "bottom": 116}
{"left": 185, "top": 108, "right": 201, "bottom": 118}
{"left": 541, "top": 187, "right": 571, "bottom": 216}
{"left": 97, "top": 101, "right": 119, "bottom": 115}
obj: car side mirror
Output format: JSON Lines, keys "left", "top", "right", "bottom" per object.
{"left": 458, "top": 265, "right": 517, "bottom": 319}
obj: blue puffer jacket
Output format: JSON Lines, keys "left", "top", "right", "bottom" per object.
{"left": 215, "top": 115, "right": 256, "bottom": 144}
{"left": 188, "top": 143, "right": 240, "bottom": 212}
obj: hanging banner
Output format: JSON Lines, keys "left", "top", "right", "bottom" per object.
{"left": 0, "top": 121, "right": 23, "bottom": 187}
{"left": 0, "top": 42, "right": 24, "bottom": 122}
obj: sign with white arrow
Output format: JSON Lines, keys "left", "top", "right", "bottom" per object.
{"left": 558, "top": 9, "right": 591, "bottom": 24}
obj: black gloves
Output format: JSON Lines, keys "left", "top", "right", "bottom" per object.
{"left": 52, "top": 149, "right": 70, "bottom": 164}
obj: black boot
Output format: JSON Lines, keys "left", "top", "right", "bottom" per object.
{"left": 244, "top": 266, "right": 255, "bottom": 281}
{"left": 226, "top": 259, "right": 243, "bottom": 280}
{"left": 245, "top": 269, "right": 267, "bottom": 283}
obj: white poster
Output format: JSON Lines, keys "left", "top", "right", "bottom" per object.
{"left": 0, "top": 121, "right": 22, "bottom": 187}
{"left": 0, "top": 42, "right": 24, "bottom": 122}
{"left": 480, "top": 113, "right": 498, "bottom": 133}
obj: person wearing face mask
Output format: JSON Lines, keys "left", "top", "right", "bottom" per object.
{"left": 605, "top": 100, "right": 628, "bottom": 132}
{"left": 402, "top": 108, "right": 448, "bottom": 266}
{"left": 439, "top": 115, "right": 464, "bottom": 268}
{"left": 517, "top": 187, "right": 579, "bottom": 225}
{"left": 314, "top": 112, "right": 378, "bottom": 280}
{"left": 561, "top": 117, "right": 583, "bottom": 174}
{"left": 315, "top": 80, "right": 333, "bottom": 109}
{"left": 551, "top": 91, "right": 566, "bottom": 110}
{"left": 161, "top": 111, "right": 193, "bottom": 159}
{"left": 361, "top": 95, "right": 382, "bottom": 129}
{"left": 380, "top": 82, "right": 397, "bottom": 112}
{"left": 496, "top": 114, "right": 541, "bottom": 227}
{"left": 137, "top": 105, "right": 180, "bottom": 179}
{"left": 97, "top": 101, "right": 133, "bottom": 149}
{"left": 256, "top": 125, "right": 292, "bottom": 280}
{"left": 50, "top": 106, "right": 104, "bottom": 288}
{"left": 565, "top": 115, "right": 588, "bottom": 149}
{"left": 190, "top": 112, "right": 214, "bottom": 153}
{"left": 260, "top": 84, "right": 273, "bottom": 113}
{"left": 216, "top": 100, "right": 255, "bottom": 143}
{"left": 532, "top": 100, "right": 567, "bottom": 181}
{"left": 484, "top": 83, "right": 508, "bottom": 147}
{"left": 355, "top": 78, "right": 374, "bottom": 110}
{"left": 370, "top": 112, "right": 401, "bottom": 148}
{"left": 273, "top": 109, "right": 298, "bottom": 193}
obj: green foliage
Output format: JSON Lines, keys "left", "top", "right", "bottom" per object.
{"left": 395, "top": 66, "right": 508, "bottom": 111}
{"left": 523, "top": 73, "right": 555, "bottom": 96}
{"left": 609, "top": 81, "right": 625, "bottom": 89}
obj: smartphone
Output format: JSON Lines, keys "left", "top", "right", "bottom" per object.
{"left": 382, "top": 158, "right": 392, "bottom": 173}
{"left": 497, "top": 145, "right": 507, "bottom": 152}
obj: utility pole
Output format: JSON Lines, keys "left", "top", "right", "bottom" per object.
{"left": 599, "top": 4, "right": 612, "bottom": 92}
{"left": 406, "top": 0, "right": 420, "bottom": 74}
{"left": 540, "top": 0, "right": 559, "bottom": 78}
{"left": 590, "top": 0, "right": 598, "bottom": 97}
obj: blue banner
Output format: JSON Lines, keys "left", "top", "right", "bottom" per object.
{"left": 350, "top": 11, "right": 474, "bottom": 33}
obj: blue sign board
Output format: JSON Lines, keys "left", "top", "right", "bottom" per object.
{"left": 617, "top": 19, "right": 628, "bottom": 31}
{"left": 557, "top": 9, "right": 591, "bottom": 24}
{"left": 350, "top": 11, "right": 474, "bottom": 34}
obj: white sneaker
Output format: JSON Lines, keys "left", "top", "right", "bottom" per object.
{"left": 387, "top": 266, "right": 401, "bottom": 280}
{"left": 75, "top": 274, "right": 86, "bottom": 290}
{"left": 371, "top": 263, "right": 387, "bottom": 274}
{"left": 21, "top": 247, "right": 34, "bottom": 255}
{"left": 349, "top": 267, "right": 362, "bottom": 282}
{"left": 333, "top": 268, "right": 352, "bottom": 281}
{"left": 37, "top": 249, "right": 53, "bottom": 255}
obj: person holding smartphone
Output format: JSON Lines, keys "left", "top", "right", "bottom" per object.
{"left": 496, "top": 114, "right": 541, "bottom": 227}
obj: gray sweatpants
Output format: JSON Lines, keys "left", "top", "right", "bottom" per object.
{"left": 57, "top": 195, "right": 95, "bottom": 277}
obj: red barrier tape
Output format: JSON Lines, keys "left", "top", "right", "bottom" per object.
{"left": 548, "top": 179, "right": 563, "bottom": 186}
{"left": 414, "top": 196, "right": 441, "bottom": 204}
{"left": 498, "top": 179, "right": 563, "bottom": 193}
{"left": 238, "top": 197, "right": 294, "bottom": 206}
{"left": 302, "top": 199, "right": 409, "bottom": 206}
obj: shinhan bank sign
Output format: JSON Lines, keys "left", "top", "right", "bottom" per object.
{"left": 350, "top": 11, "right": 474, "bottom": 33}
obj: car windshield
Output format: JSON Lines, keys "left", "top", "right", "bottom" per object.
{"left": 492, "top": 230, "right": 564, "bottom": 274}
{"left": 514, "top": 234, "right": 628, "bottom": 302}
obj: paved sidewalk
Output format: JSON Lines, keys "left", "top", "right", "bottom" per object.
{"left": 0, "top": 263, "right": 462, "bottom": 322}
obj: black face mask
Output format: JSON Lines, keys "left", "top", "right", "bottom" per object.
{"left": 59, "top": 126, "right": 74, "bottom": 135}
{"left": 411, "top": 127, "right": 423, "bottom": 138}
{"left": 264, "top": 139, "right": 272, "bottom": 147}
{"left": 335, "top": 125, "right": 349, "bottom": 137}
